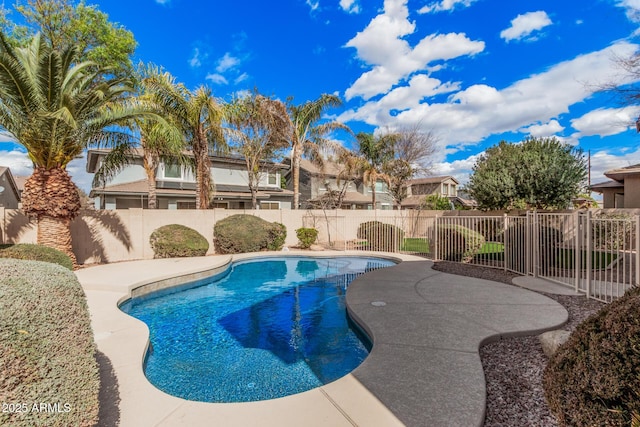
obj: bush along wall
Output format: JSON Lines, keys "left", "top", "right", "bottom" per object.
{"left": 437, "top": 224, "right": 485, "bottom": 263}
{"left": 0, "top": 244, "right": 73, "bottom": 270}
{"left": 543, "top": 286, "right": 640, "bottom": 426}
{"left": 214, "top": 214, "right": 287, "bottom": 254}
{"left": 0, "top": 259, "right": 99, "bottom": 427}
{"left": 149, "top": 224, "right": 209, "bottom": 258}
{"left": 357, "top": 221, "right": 405, "bottom": 252}
{"left": 296, "top": 227, "right": 318, "bottom": 249}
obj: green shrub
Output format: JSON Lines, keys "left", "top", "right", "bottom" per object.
{"left": 149, "top": 224, "right": 209, "bottom": 258}
{"left": 543, "top": 286, "right": 640, "bottom": 426}
{"left": 0, "top": 259, "right": 99, "bottom": 427}
{"left": 503, "top": 222, "right": 563, "bottom": 273}
{"left": 437, "top": 224, "right": 485, "bottom": 263}
{"left": 357, "top": 221, "right": 405, "bottom": 252}
{"left": 267, "top": 222, "right": 287, "bottom": 251}
{"left": 0, "top": 244, "right": 73, "bottom": 270}
{"left": 296, "top": 228, "right": 319, "bottom": 249}
{"left": 214, "top": 214, "right": 286, "bottom": 254}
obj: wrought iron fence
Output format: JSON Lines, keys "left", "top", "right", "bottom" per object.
{"left": 304, "top": 209, "right": 638, "bottom": 303}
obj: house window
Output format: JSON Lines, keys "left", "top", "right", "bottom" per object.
{"left": 260, "top": 201, "right": 280, "bottom": 210}
{"left": 177, "top": 201, "right": 196, "bottom": 209}
{"left": 375, "top": 181, "right": 387, "bottom": 193}
{"left": 268, "top": 172, "right": 277, "bottom": 185}
{"left": 442, "top": 183, "right": 448, "bottom": 195}
{"left": 450, "top": 185, "right": 456, "bottom": 196}
{"left": 164, "top": 164, "right": 182, "bottom": 179}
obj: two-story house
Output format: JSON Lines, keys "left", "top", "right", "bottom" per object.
{"left": 0, "top": 166, "right": 20, "bottom": 209}
{"left": 400, "top": 176, "right": 476, "bottom": 209}
{"left": 285, "top": 158, "right": 394, "bottom": 210}
{"left": 86, "top": 149, "right": 293, "bottom": 209}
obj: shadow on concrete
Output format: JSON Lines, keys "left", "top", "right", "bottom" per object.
{"left": 96, "top": 350, "right": 120, "bottom": 427}
{"left": 72, "top": 209, "right": 132, "bottom": 264}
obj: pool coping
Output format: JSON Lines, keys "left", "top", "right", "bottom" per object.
{"left": 75, "top": 251, "right": 568, "bottom": 427}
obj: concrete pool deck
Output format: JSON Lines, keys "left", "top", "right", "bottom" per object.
{"left": 75, "top": 251, "right": 568, "bottom": 427}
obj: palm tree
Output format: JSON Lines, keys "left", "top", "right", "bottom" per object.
{"left": 0, "top": 32, "right": 151, "bottom": 264}
{"left": 287, "top": 94, "right": 349, "bottom": 209}
{"left": 93, "top": 63, "right": 185, "bottom": 209}
{"left": 144, "top": 74, "right": 225, "bottom": 209}
{"left": 355, "top": 132, "right": 397, "bottom": 209}
{"left": 225, "top": 91, "right": 291, "bottom": 209}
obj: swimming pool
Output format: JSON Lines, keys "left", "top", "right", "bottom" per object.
{"left": 119, "top": 256, "right": 395, "bottom": 403}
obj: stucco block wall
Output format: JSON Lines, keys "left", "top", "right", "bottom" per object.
{"left": 624, "top": 175, "right": 640, "bottom": 208}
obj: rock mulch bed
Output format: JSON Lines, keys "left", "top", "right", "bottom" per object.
{"left": 431, "top": 261, "right": 604, "bottom": 427}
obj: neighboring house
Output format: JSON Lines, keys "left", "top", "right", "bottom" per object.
{"left": 590, "top": 164, "right": 640, "bottom": 208}
{"left": 86, "top": 149, "right": 293, "bottom": 210}
{"left": 0, "top": 166, "right": 21, "bottom": 209}
{"left": 285, "top": 158, "right": 394, "bottom": 210}
{"left": 401, "top": 176, "right": 477, "bottom": 209}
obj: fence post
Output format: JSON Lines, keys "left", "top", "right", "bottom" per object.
{"left": 434, "top": 215, "right": 439, "bottom": 261}
{"left": 585, "top": 210, "right": 592, "bottom": 299}
{"left": 503, "top": 213, "right": 508, "bottom": 272}
{"left": 525, "top": 211, "right": 531, "bottom": 276}
{"left": 574, "top": 211, "right": 581, "bottom": 293}
{"left": 633, "top": 214, "right": 640, "bottom": 286}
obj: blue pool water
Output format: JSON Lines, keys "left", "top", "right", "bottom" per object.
{"left": 119, "top": 256, "right": 395, "bottom": 403}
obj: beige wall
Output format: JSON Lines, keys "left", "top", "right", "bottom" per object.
{"left": 624, "top": 175, "right": 640, "bottom": 208}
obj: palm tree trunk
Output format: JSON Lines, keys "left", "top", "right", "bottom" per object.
{"left": 21, "top": 167, "right": 81, "bottom": 266}
{"left": 194, "top": 130, "right": 212, "bottom": 209}
{"left": 372, "top": 185, "right": 377, "bottom": 210}
{"left": 292, "top": 147, "right": 301, "bottom": 210}
{"left": 143, "top": 152, "right": 158, "bottom": 209}
{"left": 37, "top": 215, "right": 76, "bottom": 266}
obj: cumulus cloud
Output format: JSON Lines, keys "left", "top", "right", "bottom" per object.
{"left": 307, "top": 0, "right": 320, "bottom": 12}
{"left": 520, "top": 120, "right": 565, "bottom": 137}
{"left": 344, "top": 0, "right": 484, "bottom": 100}
{"left": 339, "top": 41, "right": 640, "bottom": 165}
{"left": 216, "top": 52, "right": 240, "bottom": 73}
{"left": 616, "top": 0, "right": 640, "bottom": 22}
{"left": 418, "top": 0, "right": 478, "bottom": 14}
{"left": 234, "top": 73, "right": 249, "bottom": 84}
{"left": 500, "top": 11, "right": 552, "bottom": 42}
{"left": 340, "top": 0, "right": 361, "bottom": 13}
{"left": 571, "top": 106, "right": 640, "bottom": 137}
{"left": 205, "top": 73, "right": 228, "bottom": 85}
{"left": 189, "top": 47, "right": 203, "bottom": 68}
{"left": 590, "top": 147, "right": 640, "bottom": 184}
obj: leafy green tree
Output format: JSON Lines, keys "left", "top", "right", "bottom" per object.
{"left": 1, "top": 0, "right": 136, "bottom": 76}
{"left": 93, "top": 63, "right": 186, "bottom": 209}
{"left": 144, "top": 74, "right": 225, "bottom": 209}
{"left": 225, "top": 91, "right": 291, "bottom": 209}
{"left": 422, "top": 194, "right": 452, "bottom": 210}
{"left": 287, "top": 94, "right": 350, "bottom": 209}
{"left": 467, "top": 137, "right": 587, "bottom": 210}
{"left": 0, "top": 32, "right": 150, "bottom": 263}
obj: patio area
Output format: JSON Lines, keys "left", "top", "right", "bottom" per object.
{"left": 75, "top": 251, "right": 568, "bottom": 427}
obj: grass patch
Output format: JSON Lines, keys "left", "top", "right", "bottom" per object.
{"left": 555, "top": 248, "right": 618, "bottom": 270}
{"left": 401, "top": 238, "right": 430, "bottom": 253}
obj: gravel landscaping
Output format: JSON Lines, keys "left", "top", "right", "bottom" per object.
{"left": 431, "top": 261, "right": 605, "bottom": 427}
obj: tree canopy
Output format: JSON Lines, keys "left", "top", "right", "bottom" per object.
{"left": 467, "top": 137, "right": 587, "bottom": 210}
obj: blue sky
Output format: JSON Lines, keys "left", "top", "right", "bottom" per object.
{"left": 2, "top": 0, "right": 640, "bottom": 196}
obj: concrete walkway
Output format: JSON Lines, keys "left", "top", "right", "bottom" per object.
{"left": 75, "top": 252, "right": 568, "bottom": 427}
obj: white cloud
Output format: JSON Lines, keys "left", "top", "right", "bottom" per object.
{"left": 205, "top": 73, "right": 228, "bottom": 85}
{"left": 307, "top": 0, "right": 320, "bottom": 12}
{"left": 616, "top": 0, "right": 640, "bottom": 22}
{"left": 234, "top": 73, "right": 249, "bottom": 84}
{"left": 590, "top": 147, "right": 640, "bottom": 184}
{"left": 521, "top": 120, "right": 565, "bottom": 137}
{"left": 189, "top": 48, "right": 202, "bottom": 68}
{"left": 418, "top": 0, "right": 478, "bottom": 14}
{"left": 340, "top": 0, "right": 361, "bottom": 13}
{"left": 571, "top": 106, "right": 640, "bottom": 137}
{"left": 339, "top": 41, "right": 640, "bottom": 167}
{"left": 500, "top": 11, "right": 552, "bottom": 42}
{"left": 430, "top": 153, "right": 482, "bottom": 185}
{"left": 155, "top": 0, "right": 170, "bottom": 4}
{"left": 216, "top": 52, "right": 240, "bottom": 73}
{"left": 344, "top": 0, "right": 484, "bottom": 100}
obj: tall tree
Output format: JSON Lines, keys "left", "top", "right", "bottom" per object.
{"left": 0, "top": 32, "right": 150, "bottom": 263}
{"left": 287, "top": 94, "right": 349, "bottom": 209}
{"left": 382, "top": 126, "right": 437, "bottom": 209}
{"left": 93, "top": 63, "right": 185, "bottom": 209}
{"left": 144, "top": 74, "right": 225, "bottom": 209}
{"left": 355, "top": 132, "right": 396, "bottom": 209}
{"left": 1, "top": 0, "right": 136, "bottom": 76}
{"left": 467, "top": 137, "right": 587, "bottom": 210}
{"left": 226, "top": 91, "right": 291, "bottom": 209}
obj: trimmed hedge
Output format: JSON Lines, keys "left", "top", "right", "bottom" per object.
{"left": 149, "top": 224, "right": 209, "bottom": 258}
{"left": 0, "top": 259, "right": 99, "bottom": 427}
{"left": 0, "top": 244, "right": 73, "bottom": 270}
{"left": 437, "top": 224, "right": 485, "bottom": 263}
{"left": 296, "top": 228, "right": 318, "bottom": 249}
{"left": 543, "top": 286, "right": 640, "bottom": 426}
{"left": 357, "top": 221, "right": 404, "bottom": 252}
{"left": 214, "top": 214, "right": 287, "bottom": 254}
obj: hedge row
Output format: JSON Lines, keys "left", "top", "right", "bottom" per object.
{"left": 0, "top": 259, "right": 99, "bottom": 427}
